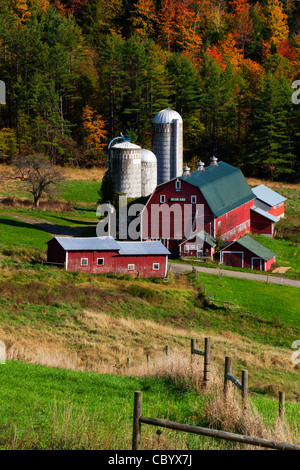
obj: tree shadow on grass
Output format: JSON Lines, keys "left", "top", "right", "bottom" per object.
{"left": 0, "top": 217, "right": 96, "bottom": 238}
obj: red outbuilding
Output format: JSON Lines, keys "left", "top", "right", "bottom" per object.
{"left": 252, "top": 185, "right": 286, "bottom": 219}
{"left": 178, "top": 230, "right": 216, "bottom": 258}
{"left": 219, "top": 235, "right": 276, "bottom": 271}
{"left": 47, "top": 236, "right": 170, "bottom": 278}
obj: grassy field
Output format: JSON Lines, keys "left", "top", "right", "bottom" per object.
{"left": 0, "top": 360, "right": 298, "bottom": 450}
{"left": 0, "top": 168, "right": 299, "bottom": 449}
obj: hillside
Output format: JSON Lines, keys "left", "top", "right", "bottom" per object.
{"left": 0, "top": 168, "right": 299, "bottom": 449}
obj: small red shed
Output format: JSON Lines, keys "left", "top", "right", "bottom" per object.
{"left": 252, "top": 185, "right": 286, "bottom": 219}
{"left": 250, "top": 206, "right": 279, "bottom": 237}
{"left": 219, "top": 235, "right": 276, "bottom": 271}
{"left": 178, "top": 230, "right": 216, "bottom": 258}
{"left": 46, "top": 236, "right": 170, "bottom": 278}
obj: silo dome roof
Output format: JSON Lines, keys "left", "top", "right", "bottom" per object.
{"left": 112, "top": 141, "right": 141, "bottom": 150}
{"left": 141, "top": 149, "right": 157, "bottom": 163}
{"left": 153, "top": 108, "right": 183, "bottom": 124}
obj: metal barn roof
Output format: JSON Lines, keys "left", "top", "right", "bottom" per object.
{"left": 180, "top": 161, "right": 254, "bottom": 218}
{"left": 117, "top": 241, "right": 170, "bottom": 256}
{"left": 251, "top": 206, "right": 279, "bottom": 223}
{"left": 252, "top": 185, "right": 286, "bottom": 207}
{"left": 224, "top": 235, "right": 276, "bottom": 261}
{"left": 181, "top": 230, "right": 216, "bottom": 247}
{"left": 51, "top": 236, "right": 120, "bottom": 251}
{"left": 51, "top": 237, "right": 170, "bottom": 256}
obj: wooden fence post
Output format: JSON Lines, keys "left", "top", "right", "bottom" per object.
{"left": 127, "top": 358, "right": 131, "bottom": 367}
{"left": 204, "top": 338, "right": 211, "bottom": 388}
{"left": 279, "top": 391, "right": 285, "bottom": 422}
{"left": 146, "top": 353, "right": 149, "bottom": 364}
{"left": 224, "top": 356, "right": 232, "bottom": 399}
{"left": 242, "top": 370, "right": 248, "bottom": 409}
{"left": 132, "top": 391, "right": 142, "bottom": 450}
{"left": 165, "top": 345, "right": 170, "bottom": 357}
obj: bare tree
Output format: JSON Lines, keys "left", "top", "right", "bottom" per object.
{"left": 11, "top": 153, "right": 65, "bottom": 208}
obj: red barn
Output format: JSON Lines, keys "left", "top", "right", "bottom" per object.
{"left": 219, "top": 235, "right": 276, "bottom": 271}
{"left": 141, "top": 160, "right": 255, "bottom": 255}
{"left": 252, "top": 185, "right": 286, "bottom": 219}
{"left": 47, "top": 236, "right": 169, "bottom": 278}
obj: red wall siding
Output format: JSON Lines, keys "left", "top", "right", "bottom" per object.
{"left": 269, "top": 202, "right": 285, "bottom": 218}
{"left": 215, "top": 200, "right": 254, "bottom": 241}
{"left": 250, "top": 211, "right": 274, "bottom": 235}
{"left": 114, "top": 255, "right": 167, "bottom": 278}
{"left": 141, "top": 179, "right": 214, "bottom": 243}
{"left": 265, "top": 257, "right": 276, "bottom": 271}
{"left": 54, "top": 249, "right": 167, "bottom": 278}
{"left": 67, "top": 250, "right": 118, "bottom": 273}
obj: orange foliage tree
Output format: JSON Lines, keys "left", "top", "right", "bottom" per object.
{"left": 229, "top": 0, "right": 253, "bottom": 58}
{"left": 131, "top": 0, "right": 157, "bottom": 37}
{"left": 82, "top": 105, "right": 108, "bottom": 163}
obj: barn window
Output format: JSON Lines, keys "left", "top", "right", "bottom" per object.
{"left": 184, "top": 245, "right": 189, "bottom": 253}
{"left": 97, "top": 258, "right": 104, "bottom": 266}
{"left": 175, "top": 180, "right": 181, "bottom": 191}
{"left": 153, "top": 263, "right": 159, "bottom": 270}
{"left": 217, "top": 221, "right": 221, "bottom": 232}
{"left": 191, "top": 195, "right": 197, "bottom": 204}
{"left": 128, "top": 264, "right": 135, "bottom": 271}
{"left": 81, "top": 258, "right": 88, "bottom": 266}
{"left": 160, "top": 195, "right": 166, "bottom": 203}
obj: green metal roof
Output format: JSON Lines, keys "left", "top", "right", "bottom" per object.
{"left": 180, "top": 161, "right": 254, "bottom": 217}
{"left": 234, "top": 235, "right": 276, "bottom": 261}
{"left": 195, "top": 230, "right": 216, "bottom": 247}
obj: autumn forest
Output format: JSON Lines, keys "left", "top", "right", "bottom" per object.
{"left": 0, "top": 0, "right": 299, "bottom": 180}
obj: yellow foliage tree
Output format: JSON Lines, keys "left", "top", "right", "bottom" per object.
{"left": 82, "top": 105, "right": 108, "bottom": 154}
{"left": 266, "top": 0, "right": 289, "bottom": 48}
{"left": 11, "top": 0, "right": 31, "bottom": 23}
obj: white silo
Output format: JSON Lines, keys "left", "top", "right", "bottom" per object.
{"left": 151, "top": 108, "right": 183, "bottom": 185}
{"left": 141, "top": 149, "right": 157, "bottom": 197}
{"left": 110, "top": 141, "right": 142, "bottom": 198}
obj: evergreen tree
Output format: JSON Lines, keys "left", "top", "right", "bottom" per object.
{"left": 249, "top": 73, "right": 296, "bottom": 180}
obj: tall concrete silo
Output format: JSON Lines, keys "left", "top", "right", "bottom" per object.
{"left": 151, "top": 108, "right": 183, "bottom": 185}
{"left": 141, "top": 149, "right": 157, "bottom": 197}
{"left": 110, "top": 141, "right": 142, "bottom": 198}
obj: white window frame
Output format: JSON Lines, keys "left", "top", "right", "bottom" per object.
{"left": 128, "top": 264, "right": 135, "bottom": 271}
{"left": 81, "top": 258, "right": 88, "bottom": 266}
{"left": 97, "top": 258, "right": 104, "bottom": 266}
{"left": 160, "top": 195, "right": 166, "bottom": 203}
{"left": 191, "top": 195, "right": 197, "bottom": 204}
{"left": 153, "top": 263, "right": 160, "bottom": 270}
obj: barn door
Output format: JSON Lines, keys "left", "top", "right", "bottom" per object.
{"left": 251, "top": 257, "right": 262, "bottom": 271}
{"left": 222, "top": 251, "right": 244, "bottom": 268}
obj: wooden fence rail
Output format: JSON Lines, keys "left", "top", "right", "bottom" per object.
{"left": 132, "top": 391, "right": 300, "bottom": 451}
